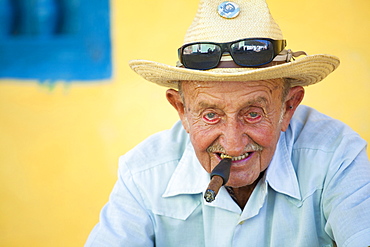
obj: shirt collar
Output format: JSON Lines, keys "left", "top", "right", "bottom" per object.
{"left": 163, "top": 141, "right": 209, "bottom": 197}
{"left": 265, "top": 132, "right": 302, "bottom": 200}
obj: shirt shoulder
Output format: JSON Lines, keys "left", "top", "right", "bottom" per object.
{"left": 281, "top": 105, "right": 368, "bottom": 202}
{"left": 278, "top": 105, "right": 367, "bottom": 198}
{"left": 287, "top": 105, "right": 366, "bottom": 153}
{"left": 121, "top": 121, "right": 189, "bottom": 174}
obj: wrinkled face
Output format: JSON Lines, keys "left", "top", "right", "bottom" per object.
{"left": 167, "top": 79, "right": 300, "bottom": 188}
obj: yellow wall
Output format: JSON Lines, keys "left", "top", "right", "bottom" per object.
{"left": 0, "top": 0, "right": 369, "bottom": 246}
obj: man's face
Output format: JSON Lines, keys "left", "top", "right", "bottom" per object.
{"left": 169, "top": 79, "right": 293, "bottom": 188}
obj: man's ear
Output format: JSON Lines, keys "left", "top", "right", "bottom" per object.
{"left": 281, "top": 86, "right": 305, "bottom": 132}
{"left": 166, "top": 89, "right": 190, "bottom": 133}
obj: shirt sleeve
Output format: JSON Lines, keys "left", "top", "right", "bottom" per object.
{"left": 323, "top": 134, "right": 370, "bottom": 247}
{"left": 85, "top": 159, "right": 155, "bottom": 247}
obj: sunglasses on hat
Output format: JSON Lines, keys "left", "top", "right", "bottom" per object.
{"left": 178, "top": 38, "right": 287, "bottom": 70}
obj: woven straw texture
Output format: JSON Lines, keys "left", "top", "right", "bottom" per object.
{"left": 183, "top": 0, "right": 283, "bottom": 44}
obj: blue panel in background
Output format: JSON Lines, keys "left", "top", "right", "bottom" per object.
{"left": 0, "top": 0, "right": 111, "bottom": 81}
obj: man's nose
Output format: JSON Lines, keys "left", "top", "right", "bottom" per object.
{"left": 219, "top": 119, "right": 248, "bottom": 156}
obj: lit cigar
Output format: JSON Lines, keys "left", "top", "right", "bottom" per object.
{"left": 204, "top": 155, "right": 232, "bottom": 203}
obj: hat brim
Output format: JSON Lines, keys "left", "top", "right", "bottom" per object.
{"left": 129, "top": 54, "right": 340, "bottom": 89}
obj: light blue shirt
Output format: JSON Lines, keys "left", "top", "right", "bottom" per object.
{"left": 85, "top": 106, "right": 370, "bottom": 247}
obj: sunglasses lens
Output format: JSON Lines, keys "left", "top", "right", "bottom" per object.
{"left": 230, "top": 39, "right": 274, "bottom": 66}
{"left": 181, "top": 44, "right": 221, "bottom": 69}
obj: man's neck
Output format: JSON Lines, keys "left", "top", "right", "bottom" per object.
{"left": 226, "top": 172, "right": 265, "bottom": 210}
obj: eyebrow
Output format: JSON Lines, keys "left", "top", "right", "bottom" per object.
{"left": 197, "top": 101, "right": 218, "bottom": 109}
{"left": 247, "top": 96, "right": 269, "bottom": 106}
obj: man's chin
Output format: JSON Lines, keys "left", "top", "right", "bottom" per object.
{"left": 227, "top": 166, "right": 268, "bottom": 188}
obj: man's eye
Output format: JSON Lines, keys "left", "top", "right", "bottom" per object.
{"left": 203, "top": 112, "right": 220, "bottom": 123}
{"left": 245, "top": 111, "right": 262, "bottom": 122}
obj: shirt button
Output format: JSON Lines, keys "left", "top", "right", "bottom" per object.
{"left": 239, "top": 220, "right": 245, "bottom": 225}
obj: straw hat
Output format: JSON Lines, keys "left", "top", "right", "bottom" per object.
{"left": 129, "top": 0, "right": 340, "bottom": 89}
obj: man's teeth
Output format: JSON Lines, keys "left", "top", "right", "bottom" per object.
{"left": 220, "top": 153, "right": 250, "bottom": 161}
{"left": 233, "top": 153, "right": 249, "bottom": 161}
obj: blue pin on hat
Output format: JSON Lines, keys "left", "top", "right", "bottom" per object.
{"left": 218, "top": 1, "right": 240, "bottom": 19}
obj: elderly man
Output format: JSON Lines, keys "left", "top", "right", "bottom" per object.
{"left": 86, "top": 0, "right": 370, "bottom": 246}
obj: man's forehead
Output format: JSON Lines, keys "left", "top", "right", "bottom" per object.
{"left": 179, "top": 80, "right": 285, "bottom": 110}
{"left": 180, "top": 79, "right": 284, "bottom": 93}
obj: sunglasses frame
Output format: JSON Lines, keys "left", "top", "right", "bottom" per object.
{"left": 178, "top": 38, "right": 287, "bottom": 70}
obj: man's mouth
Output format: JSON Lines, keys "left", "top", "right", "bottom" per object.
{"left": 219, "top": 152, "right": 251, "bottom": 161}
{"left": 207, "top": 143, "right": 262, "bottom": 163}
